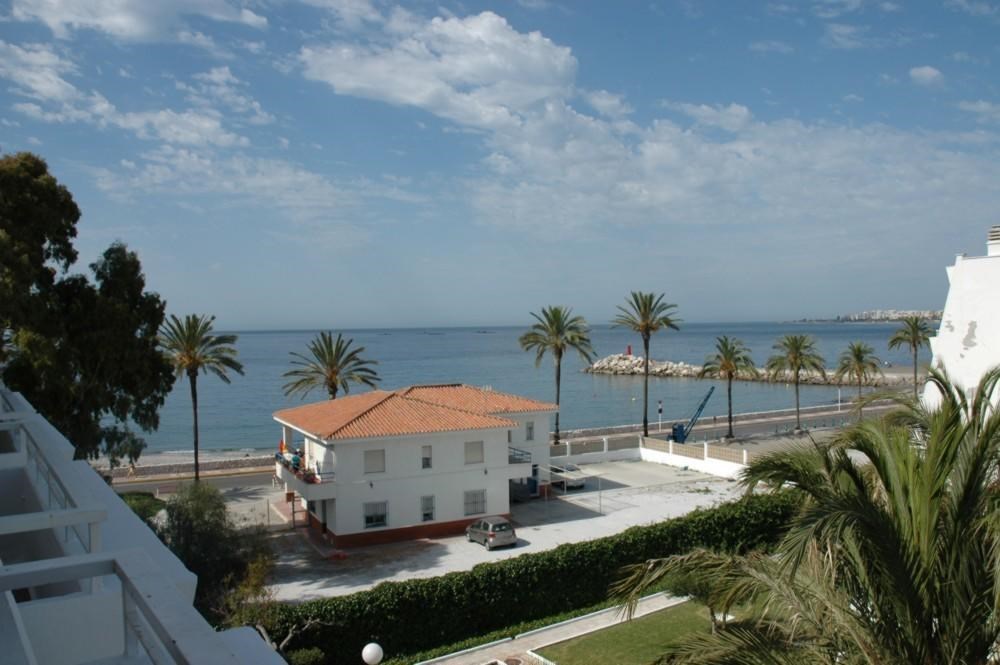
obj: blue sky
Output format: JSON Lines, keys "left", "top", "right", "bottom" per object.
{"left": 1, "top": 0, "right": 998, "bottom": 329}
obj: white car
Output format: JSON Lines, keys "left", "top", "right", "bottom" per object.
{"left": 550, "top": 463, "right": 586, "bottom": 490}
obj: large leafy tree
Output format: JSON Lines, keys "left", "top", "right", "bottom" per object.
{"left": 834, "top": 341, "right": 882, "bottom": 417}
{"left": 614, "top": 367, "right": 1000, "bottom": 665}
{"left": 888, "top": 315, "right": 932, "bottom": 399}
{"left": 1, "top": 153, "right": 175, "bottom": 464}
{"left": 699, "top": 336, "right": 757, "bottom": 439}
{"left": 519, "top": 306, "right": 595, "bottom": 445}
{"left": 613, "top": 292, "right": 681, "bottom": 437}
{"left": 159, "top": 314, "right": 244, "bottom": 482}
{"left": 765, "top": 334, "right": 826, "bottom": 432}
{"left": 283, "top": 331, "right": 379, "bottom": 400}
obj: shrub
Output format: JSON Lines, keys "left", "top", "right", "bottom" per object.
{"left": 262, "top": 492, "right": 798, "bottom": 664}
{"left": 158, "top": 482, "right": 271, "bottom": 621}
{"left": 120, "top": 491, "right": 166, "bottom": 524}
{"left": 287, "top": 647, "right": 326, "bottom": 665}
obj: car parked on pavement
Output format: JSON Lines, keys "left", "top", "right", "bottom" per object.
{"left": 550, "top": 463, "right": 586, "bottom": 490}
{"left": 465, "top": 516, "right": 517, "bottom": 550}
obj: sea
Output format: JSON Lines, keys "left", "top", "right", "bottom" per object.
{"left": 143, "top": 322, "right": 932, "bottom": 457}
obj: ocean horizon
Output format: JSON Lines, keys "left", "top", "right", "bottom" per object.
{"left": 144, "top": 321, "right": 932, "bottom": 456}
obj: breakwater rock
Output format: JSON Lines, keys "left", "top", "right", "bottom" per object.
{"left": 585, "top": 354, "right": 913, "bottom": 387}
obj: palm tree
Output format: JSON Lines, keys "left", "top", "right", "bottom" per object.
{"left": 159, "top": 314, "right": 244, "bottom": 482}
{"left": 614, "top": 367, "right": 1000, "bottom": 664}
{"left": 765, "top": 334, "right": 826, "bottom": 432}
{"left": 888, "top": 315, "right": 932, "bottom": 399}
{"left": 613, "top": 292, "right": 681, "bottom": 437}
{"left": 834, "top": 341, "right": 882, "bottom": 417}
{"left": 283, "top": 331, "right": 379, "bottom": 400}
{"left": 519, "top": 306, "right": 595, "bottom": 445}
{"left": 699, "top": 336, "right": 757, "bottom": 439}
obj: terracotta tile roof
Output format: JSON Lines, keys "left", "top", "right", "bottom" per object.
{"left": 274, "top": 383, "right": 552, "bottom": 441}
{"left": 400, "top": 384, "right": 558, "bottom": 414}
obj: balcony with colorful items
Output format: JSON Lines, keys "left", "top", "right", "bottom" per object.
{"left": 274, "top": 444, "right": 337, "bottom": 501}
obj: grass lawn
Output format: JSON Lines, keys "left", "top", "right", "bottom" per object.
{"left": 120, "top": 491, "right": 166, "bottom": 522}
{"left": 536, "top": 601, "right": 709, "bottom": 665}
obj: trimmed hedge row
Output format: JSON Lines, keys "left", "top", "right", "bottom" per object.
{"left": 269, "top": 492, "right": 799, "bottom": 663}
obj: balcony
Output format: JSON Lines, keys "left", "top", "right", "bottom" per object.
{"left": 505, "top": 446, "right": 532, "bottom": 479}
{"left": 274, "top": 454, "right": 337, "bottom": 501}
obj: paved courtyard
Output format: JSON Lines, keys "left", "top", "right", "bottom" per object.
{"left": 266, "top": 459, "right": 740, "bottom": 601}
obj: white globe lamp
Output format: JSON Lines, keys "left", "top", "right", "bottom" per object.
{"left": 362, "top": 642, "right": 383, "bottom": 665}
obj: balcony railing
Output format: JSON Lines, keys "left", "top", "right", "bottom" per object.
{"left": 508, "top": 446, "right": 532, "bottom": 464}
{"left": 275, "top": 453, "right": 334, "bottom": 484}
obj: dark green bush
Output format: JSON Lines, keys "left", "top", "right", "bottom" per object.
{"left": 287, "top": 647, "right": 325, "bottom": 665}
{"left": 266, "top": 492, "right": 798, "bottom": 664}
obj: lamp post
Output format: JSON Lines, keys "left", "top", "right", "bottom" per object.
{"left": 657, "top": 400, "right": 662, "bottom": 432}
{"left": 362, "top": 643, "right": 383, "bottom": 665}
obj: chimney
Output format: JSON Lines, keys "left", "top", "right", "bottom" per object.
{"left": 990, "top": 226, "right": 1000, "bottom": 257}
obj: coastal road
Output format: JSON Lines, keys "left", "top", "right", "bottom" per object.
{"left": 114, "top": 470, "right": 275, "bottom": 495}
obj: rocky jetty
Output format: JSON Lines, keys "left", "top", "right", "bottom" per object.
{"left": 585, "top": 354, "right": 913, "bottom": 387}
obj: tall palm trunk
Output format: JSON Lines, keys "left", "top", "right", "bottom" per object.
{"left": 913, "top": 348, "right": 919, "bottom": 400}
{"left": 642, "top": 334, "right": 651, "bottom": 437}
{"left": 726, "top": 374, "right": 734, "bottom": 439}
{"left": 554, "top": 352, "right": 562, "bottom": 445}
{"left": 188, "top": 370, "right": 200, "bottom": 482}
{"left": 794, "top": 371, "right": 801, "bottom": 430}
{"left": 858, "top": 376, "right": 864, "bottom": 419}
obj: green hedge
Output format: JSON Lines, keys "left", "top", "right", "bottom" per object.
{"left": 268, "top": 492, "right": 798, "bottom": 663}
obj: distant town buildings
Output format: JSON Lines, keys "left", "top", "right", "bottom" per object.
{"left": 838, "top": 309, "right": 942, "bottom": 322}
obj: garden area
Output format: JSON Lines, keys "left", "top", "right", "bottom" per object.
{"left": 536, "top": 601, "right": 708, "bottom": 665}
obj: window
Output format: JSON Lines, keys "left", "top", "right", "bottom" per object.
{"left": 421, "top": 445, "right": 432, "bottom": 469}
{"left": 507, "top": 430, "right": 512, "bottom": 444}
{"left": 364, "top": 449, "right": 385, "bottom": 474}
{"left": 464, "top": 440, "right": 484, "bottom": 465}
{"left": 526, "top": 421, "right": 535, "bottom": 441}
{"left": 364, "top": 501, "right": 387, "bottom": 528}
{"left": 421, "top": 495, "right": 435, "bottom": 522}
{"left": 464, "top": 489, "right": 486, "bottom": 516}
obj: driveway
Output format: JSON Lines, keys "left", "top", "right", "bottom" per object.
{"left": 268, "top": 460, "right": 739, "bottom": 601}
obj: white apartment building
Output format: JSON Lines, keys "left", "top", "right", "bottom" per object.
{"left": 0, "top": 384, "right": 284, "bottom": 665}
{"left": 925, "top": 226, "right": 1000, "bottom": 407}
{"left": 273, "top": 384, "right": 557, "bottom": 547}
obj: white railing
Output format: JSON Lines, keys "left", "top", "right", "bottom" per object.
{"left": 0, "top": 550, "right": 250, "bottom": 664}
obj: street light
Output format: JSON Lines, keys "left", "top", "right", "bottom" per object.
{"left": 362, "top": 643, "right": 383, "bottom": 665}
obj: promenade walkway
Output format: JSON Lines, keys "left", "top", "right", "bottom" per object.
{"left": 421, "top": 593, "right": 684, "bottom": 665}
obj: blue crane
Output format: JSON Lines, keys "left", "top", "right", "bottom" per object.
{"left": 671, "top": 386, "right": 715, "bottom": 443}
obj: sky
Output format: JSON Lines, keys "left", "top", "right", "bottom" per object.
{"left": 0, "top": 0, "right": 998, "bottom": 329}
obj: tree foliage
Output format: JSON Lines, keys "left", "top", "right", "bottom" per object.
{"left": 615, "top": 367, "right": 1000, "bottom": 664}
{"left": 283, "top": 331, "right": 380, "bottom": 400}
{"left": 159, "top": 314, "right": 244, "bottom": 481}
{"left": 834, "top": 340, "right": 882, "bottom": 415}
{"left": 1, "top": 153, "right": 175, "bottom": 464}
{"left": 519, "top": 305, "right": 595, "bottom": 444}
{"left": 765, "top": 334, "right": 826, "bottom": 431}
{"left": 699, "top": 336, "right": 757, "bottom": 439}
{"left": 159, "top": 482, "right": 271, "bottom": 622}
{"left": 888, "top": 315, "right": 932, "bottom": 399}
{"left": 613, "top": 292, "right": 681, "bottom": 436}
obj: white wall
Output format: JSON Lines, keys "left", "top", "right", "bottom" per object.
{"left": 925, "top": 251, "right": 1000, "bottom": 407}
{"left": 19, "top": 586, "right": 124, "bottom": 665}
{"left": 504, "top": 412, "right": 553, "bottom": 481}
{"left": 330, "top": 428, "right": 514, "bottom": 535}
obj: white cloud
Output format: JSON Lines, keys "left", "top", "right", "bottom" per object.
{"left": 582, "top": 90, "right": 632, "bottom": 118}
{"left": 824, "top": 23, "right": 869, "bottom": 49}
{"left": 665, "top": 102, "right": 753, "bottom": 132}
{"left": 749, "top": 40, "right": 794, "bottom": 54}
{"left": 299, "top": 10, "right": 576, "bottom": 130}
{"left": 177, "top": 30, "right": 232, "bottom": 58}
{"left": 0, "top": 41, "right": 79, "bottom": 102}
{"left": 0, "top": 45, "right": 251, "bottom": 147}
{"left": 958, "top": 100, "right": 1000, "bottom": 124}
{"left": 910, "top": 65, "right": 944, "bottom": 86}
{"left": 177, "top": 67, "right": 275, "bottom": 125}
{"left": 300, "top": 0, "right": 383, "bottom": 28}
{"left": 813, "top": 0, "right": 864, "bottom": 19}
{"left": 10, "top": 0, "right": 266, "bottom": 40}
{"left": 946, "top": 0, "right": 999, "bottom": 17}
{"left": 843, "top": 93, "right": 864, "bottom": 102}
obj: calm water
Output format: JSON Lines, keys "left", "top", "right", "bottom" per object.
{"left": 146, "top": 322, "right": 931, "bottom": 454}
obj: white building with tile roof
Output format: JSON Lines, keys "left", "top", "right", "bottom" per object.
{"left": 273, "top": 384, "right": 557, "bottom": 547}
